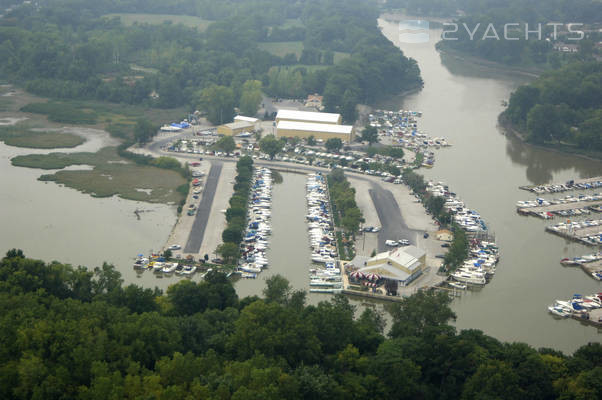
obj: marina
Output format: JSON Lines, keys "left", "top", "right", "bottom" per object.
{"left": 519, "top": 176, "right": 602, "bottom": 194}
{"left": 547, "top": 293, "right": 602, "bottom": 327}
{"left": 560, "top": 254, "right": 602, "bottom": 281}
{"left": 239, "top": 167, "right": 273, "bottom": 275}
{"left": 516, "top": 193, "right": 602, "bottom": 219}
{"left": 306, "top": 172, "right": 343, "bottom": 290}
{"left": 545, "top": 219, "right": 602, "bottom": 246}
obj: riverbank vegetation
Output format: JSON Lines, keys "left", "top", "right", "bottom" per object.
{"left": 328, "top": 169, "right": 364, "bottom": 259}
{"left": 0, "top": 125, "right": 85, "bottom": 149}
{"left": 0, "top": 250, "right": 600, "bottom": 399}
{"left": 502, "top": 61, "right": 602, "bottom": 156}
{"left": 388, "top": 0, "right": 601, "bottom": 69}
{"left": 0, "top": 0, "right": 421, "bottom": 124}
{"left": 218, "top": 156, "right": 254, "bottom": 265}
{"left": 11, "top": 147, "right": 186, "bottom": 203}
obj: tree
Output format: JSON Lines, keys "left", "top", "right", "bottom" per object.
{"left": 325, "top": 138, "right": 343, "bottom": 152}
{"left": 216, "top": 242, "right": 239, "bottom": 264}
{"left": 387, "top": 289, "right": 456, "bottom": 338}
{"left": 239, "top": 80, "right": 262, "bottom": 117}
{"left": 263, "top": 275, "right": 291, "bottom": 305}
{"left": 134, "top": 119, "right": 158, "bottom": 144}
{"left": 198, "top": 85, "right": 235, "bottom": 125}
{"left": 307, "top": 136, "right": 316, "bottom": 146}
{"left": 214, "top": 135, "right": 236, "bottom": 153}
{"left": 163, "top": 249, "right": 172, "bottom": 259}
{"left": 360, "top": 125, "right": 378, "bottom": 145}
{"left": 259, "top": 134, "right": 284, "bottom": 159}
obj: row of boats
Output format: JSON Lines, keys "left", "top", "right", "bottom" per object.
{"left": 238, "top": 168, "right": 273, "bottom": 275}
{"left": 427, "top": 181, "right": 487, "bottom": 232}
{"left": 521, "top": 178, "right": 602, "bottom": 194}
{"left": 133, "top": 256, "right": 199, "bottom": 276}
{"left": 548, "top": 293, "right": 602, "bottom": 319}
{"left": 546, "top": 219, "right": 602, "bottom": 245}
{"left": 449, "top": 241, "right": 500, "bottom": 286}
{"left": 306, "top": 173, "right": 343, "bottom": 293}
{"left": 516, "top": 193, "right": 602, "bottom": 219}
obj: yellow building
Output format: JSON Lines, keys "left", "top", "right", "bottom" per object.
{"left": 276, "top": 109, "right": 342, "bottom": 125}
{"left": 216, "top": 121, "right": 254, "bottom": 136}
{"left": 277, "top": 120, "right": 354, "bottom": 143}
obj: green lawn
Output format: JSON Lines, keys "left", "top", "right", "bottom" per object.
{"left": 103, "top": 13, "right": 212, "bottom": 31}
{"left": 258, "top": 41, "right": 304, "bottom": 58}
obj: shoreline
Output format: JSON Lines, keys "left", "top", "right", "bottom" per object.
{"left": 499, "top": 114, "right": 602, "bottom": 162}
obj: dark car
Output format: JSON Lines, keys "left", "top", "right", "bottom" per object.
{"left": 199, "top": 157, "right": 203, "bottom": 161}
{"left": 423, "top": 233, "right": 429, "bottom": 238}
{"left": 441, "top": 243, "right": 450, "bottom": 248}
{"left": 435, "top": 254, "right": 445, "bottom": 259}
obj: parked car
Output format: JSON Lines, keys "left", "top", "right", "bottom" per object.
{"left": 441, "top": 243, "right": 450, "bottom": 248}
{"left": 423, "top": 233, "right": 429, "bottom": 238}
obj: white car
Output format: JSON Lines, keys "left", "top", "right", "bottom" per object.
{"left": 168, "top": 244, "right": 181, "bottom": 250}
{"left": 385, "top": 240, "right": 398, "bottom": 247}
{"left": 398, "top": 239, "right": 410, "bottom": 246}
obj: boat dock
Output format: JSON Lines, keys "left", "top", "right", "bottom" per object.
{"left": 545, "top": 219, "right": 602, "bottom": 246}
{"left": 517, "top": 198, "right": 602, "bottom": 219}
{"left": 519, "top": 176, "right": 602, "bottom": 194}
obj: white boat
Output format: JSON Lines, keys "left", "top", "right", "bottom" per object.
{"left": 548, "top": 305, "right": 571, "bottom": 317}
{"left": 180, "top": 265, "right": 196, "bottom": 275}
{"left": 162, "top": 263, "right": 178, "bottom": 273}
{"left": 448, "top": 281, "right": 467, "bottom": 290}
{"left": 451, "top": 271, "right": 486, "bottom": 285}
{"left": 310, "top": 287, "right": 343, "bottom": 293}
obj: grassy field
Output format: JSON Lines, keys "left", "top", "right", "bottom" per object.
{"left": 258, "top": 41, "right": 349, "bottom": 64}
{"left": 104, "top": 13, "right": 212, "bottom": 31}
{"left": 4, "top": 131, "right": 84, "bottom": 149}
{"left": 258, "top": 41, "right": 304, "bottom": 58}
{"left": 13, "top": 147, "right": 186, "bottom": 203}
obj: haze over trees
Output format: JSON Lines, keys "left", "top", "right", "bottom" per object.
{"left": 0, "top": 250, "right": 600, "bottom": 399}
{"left": 0, "top": 0, "right": 422, "bottom": 124}
{"left": 502, "top": 61, "right": 602, "bottom": 152}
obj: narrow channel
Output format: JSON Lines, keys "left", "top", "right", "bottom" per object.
{"left": 234, "top": 172, "right": 313, "bottom": 298}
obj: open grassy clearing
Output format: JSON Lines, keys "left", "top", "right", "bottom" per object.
{"left": 258, "top": 41, "right": 349, "bottom": 64}
{"left": 258, "top": 41, "right": 304, "bottom": 57}
{"left": 103, "top": 13, "right": 212, "bottom": 31}
{"left": 14, "top": 147, "right": 186, "bottom": 203}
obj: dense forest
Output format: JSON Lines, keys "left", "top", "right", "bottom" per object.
{"left": 502, "top": 61, "right": 602, "bottom": 152}
{"left": 387, "top": 0, "right": 601, "bottom": 68}
{"left": 0, "top": 0, "right": 421, "bottom": 122}
{"left": 1, "top": 250, "right": 601, "bottom": 399}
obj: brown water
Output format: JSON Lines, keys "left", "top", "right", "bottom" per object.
{"left": 0, "top": 138, "right": 178, "bottom": 291}
{"left": 378, "top": 19, "right": 602, "bottom": 353}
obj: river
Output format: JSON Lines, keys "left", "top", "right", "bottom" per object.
{"left": 378, "top": 18, "right": 602, "bottom": 353}
{"left": 0, "top": 135, "right": 177, "bottom": 291}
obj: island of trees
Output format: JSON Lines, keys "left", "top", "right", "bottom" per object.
{"left": 0, "top": 249, "right": 600, "bottom": 399}
{"left": 502, "top": 61, "right": 602, "bottom": 156}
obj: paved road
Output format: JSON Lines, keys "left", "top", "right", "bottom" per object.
{"left": 369, "top": 183, "right": 421, "bottom": 252}
{"left": 183, "top": 161, "right": 223, "bottom": 253}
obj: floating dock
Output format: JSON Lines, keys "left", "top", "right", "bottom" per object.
{"left": 519, "top": 176, "right": 602, "bottom": 194}
{"left": 517, "top": 199, "right": 602, "bottom": 219}
{"left": 546, "top": 220, "right": 602, "bottom": 246}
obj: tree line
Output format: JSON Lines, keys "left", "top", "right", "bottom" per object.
{"left": 502, "top": 61, "right": 602, "bottom": 153}
{"left": 0, "top": 0, "right": 422, "bottom": 124}
{"left": 0, "top": 249, "right": 600, "bottom": 399}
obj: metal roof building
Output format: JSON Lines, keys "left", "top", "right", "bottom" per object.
{"left": 276, "top": 109, "right": 342, "bottom": 125}
{"left": 276, "top": 120, "right": 354, "bottom": 142}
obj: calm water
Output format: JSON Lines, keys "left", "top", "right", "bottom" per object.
{"left": 379, "top": 19, "right": 602, "bottom": 353}
{"left": 235, "top": 172, "right": 334, "bottom": 303}
{"left": 0, "top": 138, "right": 178, "bottom": 291}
